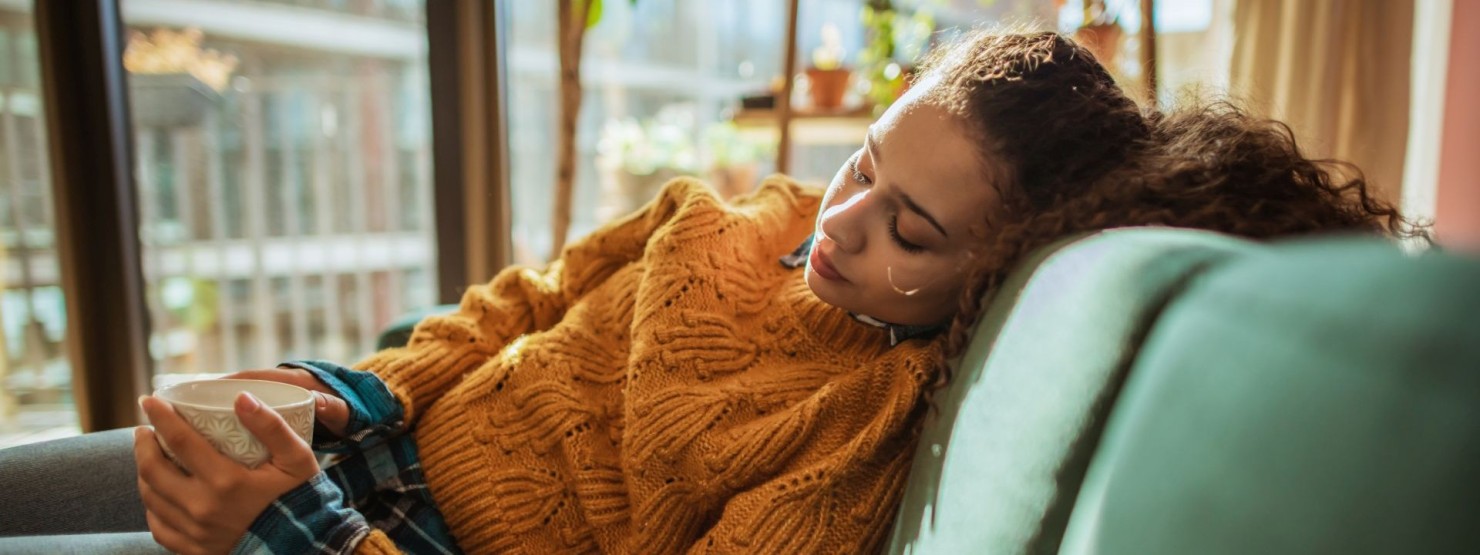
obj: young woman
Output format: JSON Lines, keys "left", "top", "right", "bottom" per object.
{"left": 1, "top": 30, "right": 1420, "bottom": 554}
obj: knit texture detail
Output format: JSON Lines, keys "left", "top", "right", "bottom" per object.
{"left": 353, "top": 176, "right": 942, "bottom": 554}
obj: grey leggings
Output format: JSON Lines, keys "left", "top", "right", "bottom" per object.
{"left": 0, "top": 428, "right": 168, "bottom": 554}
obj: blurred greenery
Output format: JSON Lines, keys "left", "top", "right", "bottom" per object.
{"left": 859, "top": 0, "right": 939, "bottom": 115}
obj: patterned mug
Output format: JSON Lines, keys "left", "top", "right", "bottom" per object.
{"left": 150, "top": 379, "right": 316, "bottom": 469}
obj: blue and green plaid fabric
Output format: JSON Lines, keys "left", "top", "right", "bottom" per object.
{"left": 230, "top": 360, "right": 461, "bottom": 554}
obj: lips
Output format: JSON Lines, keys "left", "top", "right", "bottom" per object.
{"left": 809, "top": 245, "right": 848, "bottom": 282}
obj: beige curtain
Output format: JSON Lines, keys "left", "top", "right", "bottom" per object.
{"left": 1230, "top": 0, "right": 1414, "bottom": 202}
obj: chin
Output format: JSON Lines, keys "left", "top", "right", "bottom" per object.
{"left": 804, "top": 268, "right": 850, "bottom": 310}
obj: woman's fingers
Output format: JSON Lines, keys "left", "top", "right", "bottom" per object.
{"left": 224, "top": 368, "right": 314, "bottom": 389}
{"left": 222, "top": 368, "right": 283, "bottom": 381}
{"left": 133, "top": 394, "right": 322, "bottom": 554}
{"left": 313, "top": 391, "right": 351, "bottom": 437}
{"left": 225, "top": 368, "right": 350, "bottom": 436}
{"left": 138, "top": 396, "right": 231, "bottom": 477}
{"left": 224, "top": 367, "right": 334, "bottom": 397}
{"left": 137, "top": 477, "right": 207, "bottom": 540}
{"left": 144, "top": 509, "right": 198, "bottom": 555}
{"left": 132, "top": 426, "right": 193, "bottom": 495}
{"left": 234, "top": 392, "right": 318, "bottom": 477}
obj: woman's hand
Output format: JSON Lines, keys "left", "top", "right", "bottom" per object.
{"left": 224, "top": 367, "right": 350, "bottom": 437}
{"left": 134, "top": 393, "right": 321, "bottom": 555}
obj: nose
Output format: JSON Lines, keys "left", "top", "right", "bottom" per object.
{"left": 819, "top": 189, "right": 868, "bottom": 254}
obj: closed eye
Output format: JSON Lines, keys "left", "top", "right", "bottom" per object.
{"left": 889, "top": 215, "right": 925, "bottom": 253}
{"left": 849, "top": 155, "right": 873, "bottom": 186}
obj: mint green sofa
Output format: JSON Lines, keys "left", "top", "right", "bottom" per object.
{"left": 382, "top": 228, "right": 1480, "bottom": 554}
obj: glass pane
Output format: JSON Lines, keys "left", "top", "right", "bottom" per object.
{"left": 1150, "top": 0, "right": 1235, "bottom": 104}
{"left": 507, "top": 0, "right": 787, "bottom": 264}
{"left": 121, "top": 0, "right": 437, "bottom": 389}
{"left": 0, "top": 7, "right": 79, "bottom": 448}
{"left": 505, "top": 0, "right": 1056, "bottom": 265}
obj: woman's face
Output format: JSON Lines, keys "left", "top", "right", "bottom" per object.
{"left": 806, "top": 82, "right": 1002, "bottom": 326}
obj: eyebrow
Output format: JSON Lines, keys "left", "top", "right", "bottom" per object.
{"left": 866, "top": 131, "right": 950, "bottom": 239}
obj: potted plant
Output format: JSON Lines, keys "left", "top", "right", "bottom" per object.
{"left": 858, "top": 0, "right": 935, "bottom": 115}
{"left": 703, "top": 121, "right": 774, "bottom": 199}
{"left": 595, "top": 109, "right": 701, "bottom": 221}
{"left": 1073, "top": 0, "right": 1123, "bottom": 66}
{"left": 806, "top": 23, "right": 852, "bottom": 111}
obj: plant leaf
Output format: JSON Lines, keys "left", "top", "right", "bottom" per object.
{"left": 586, "top": 0, "right": 603, "bottom": 28}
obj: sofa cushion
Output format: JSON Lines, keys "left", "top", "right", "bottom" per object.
{"left": 886, "top": 228, "right": 1254, "bottom": 555}
{"left": 1059, "top": 238, "right": 1480, "bottom": 554}
{"left": 376, "top": 304, "right": 458, "bottom": 351}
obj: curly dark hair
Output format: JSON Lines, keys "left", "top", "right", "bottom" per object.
{"left": 916, "top": 30, "right": 1427, "bottom": 382}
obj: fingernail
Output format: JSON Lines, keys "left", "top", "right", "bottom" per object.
{"left": 313, "top": 391, "right": 328, "bottom": 410}
{"left": 137, "top": 395, "right": 148, "bottom": 408}
{"left": 238, "top": 391, "right": 262, "bottom": 413}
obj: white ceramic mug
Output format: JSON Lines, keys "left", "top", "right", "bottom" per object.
{"left": 149, "top": 379, "right": 315, "bottom": 469}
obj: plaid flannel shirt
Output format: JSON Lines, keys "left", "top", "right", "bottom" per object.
{"left": 230, "top": 360, "right": 461, "bottom": 555}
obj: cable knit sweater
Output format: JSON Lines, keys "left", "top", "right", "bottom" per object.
{"left": 349, "top": 176, "right": 942, "bottom": 553}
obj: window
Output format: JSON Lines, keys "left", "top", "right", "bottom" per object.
{"left": 120, "top": 0, "right": 438, "bottom": 389}
{"left": 506, "top": 0, "right": 786, "bottom": 263}
{"left": 504, "top": 0, "right": 1058, "bottom": 264}
{"left": 0, "top": 5, "right": 77, "bottom": 446}
{"left": 0, "top": 0, "right": 1225, "bottom": 448}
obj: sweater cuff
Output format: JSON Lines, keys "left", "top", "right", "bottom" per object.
{"left": 279, "top": 360, "right": 407, "bottom": 452}
{"left": 232, "top": 473, "right": 373, "bottom": 555}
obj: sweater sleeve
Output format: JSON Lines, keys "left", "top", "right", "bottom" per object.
{"left": 352, "top": 178, "right": 711, "bottom": 428}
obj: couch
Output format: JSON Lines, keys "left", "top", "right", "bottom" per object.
{"left": 381, "top": 228, "right": 1480, "bottom": 554}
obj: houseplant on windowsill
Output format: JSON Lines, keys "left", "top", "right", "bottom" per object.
{"left": 704, "top": 121, "right": 774, "bottom": 200}
{"left": 595, "top": 111, "right": 700, "bottom": 222}
{"left": 806, "top": 23, "right": 852, "bottom": 111}
{"left": 1072, "top": 0, "right": 1123, "bottom": 67}
{"left": 859, "top": 0, "right": 936, "bottom": 116}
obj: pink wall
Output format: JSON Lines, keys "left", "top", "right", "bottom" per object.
{"left": 1435, "top": 0, "right": 1480, "bottom": 250}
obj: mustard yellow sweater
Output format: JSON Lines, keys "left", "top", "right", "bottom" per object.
{"left": 351, "top": 177, "right": 941, "bottom": 553}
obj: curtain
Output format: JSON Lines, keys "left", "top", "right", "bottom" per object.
{"left": 1229, "top": 0, "right": 1414, "bottom": 202}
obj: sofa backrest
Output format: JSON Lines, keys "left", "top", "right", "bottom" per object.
{"left": 1059, "top": 238, "right": 1480, "bottom": 554}
{"left": 886, "top": 228, "right": 1254, "bottom": 555}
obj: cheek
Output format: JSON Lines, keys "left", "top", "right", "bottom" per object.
{"left": 908, "top": 260, "right": 973, "bottom": 314}
{"left": 851, "top": 258, "right": 968, "bottom": 324}
{"left": 903, "top": 278, "right": 967, "bottom": 325}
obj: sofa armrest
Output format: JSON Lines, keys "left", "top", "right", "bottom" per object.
{"left": 375, "top": 304, "right": 459, "bottom": 351}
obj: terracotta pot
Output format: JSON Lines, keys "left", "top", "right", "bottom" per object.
{"left": 897, "top": 66, "right": 918, "bottom": 100}
{"left": 806, "top": 67, "right": 852, "bottom": 110}
{"left": 604, "top": 167, "right": 681, "bottom": 220}
{"left": 709, "top": 164, "right": 758, "bottom": 199}
{"left": 1074, "top": 23, "right": 1123, "bottom": 66}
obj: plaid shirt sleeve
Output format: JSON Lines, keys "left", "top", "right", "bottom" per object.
{"left": 231, "top": 473, "right": 373, "bottom": 555}
{"left": 232, "top": 361, "right": 462, "bottom": 554}
{"left": 279, "top": 360, "right": 407, "bottom": 454}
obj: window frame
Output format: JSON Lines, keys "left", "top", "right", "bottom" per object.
{"left": 427, "top": 0, "right": 513, "bottom": 303}
{"left": 35, "top": 0, "right": 152, "bottom": 432}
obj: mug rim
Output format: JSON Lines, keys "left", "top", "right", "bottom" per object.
{"left": 154, "top": 378, "right": 314, "bottom": 412}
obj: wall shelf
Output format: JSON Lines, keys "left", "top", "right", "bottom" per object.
{"left": 733, "top": 106, "right": 870, "bottom": 146}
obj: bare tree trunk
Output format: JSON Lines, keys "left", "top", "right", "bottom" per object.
{"left": 552, "top": 0, "right": 587, "bottom": 259}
